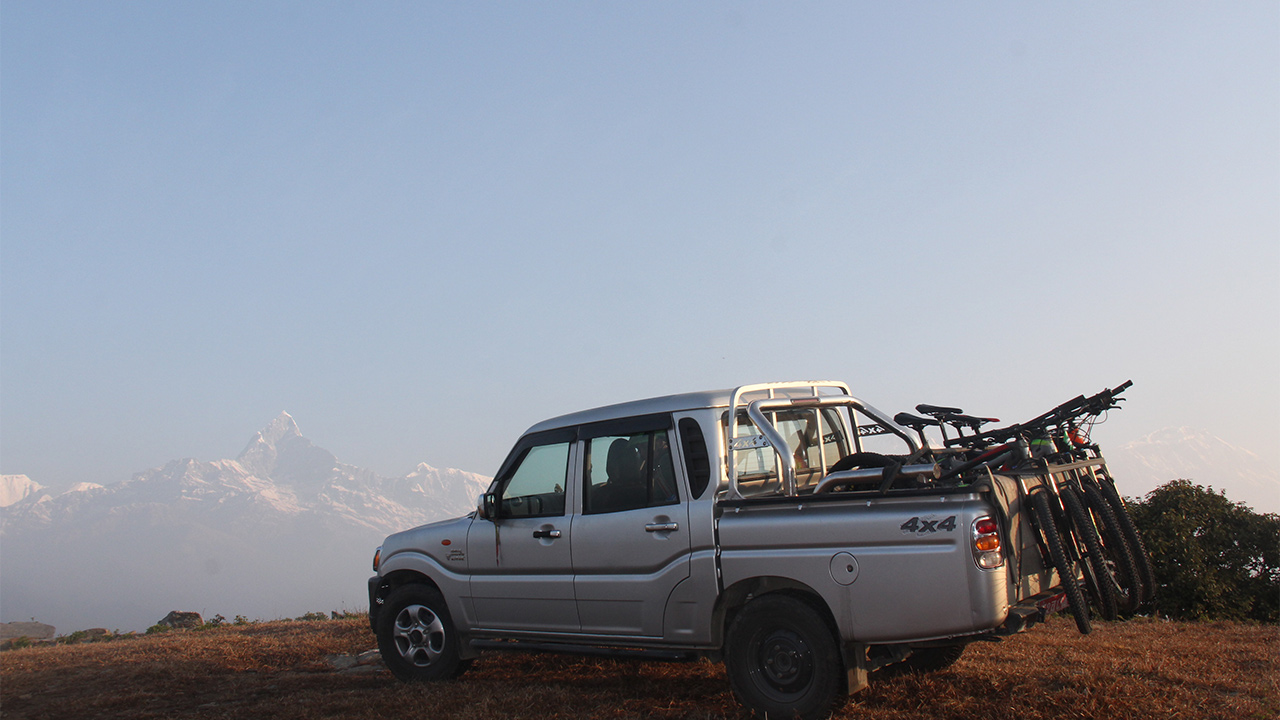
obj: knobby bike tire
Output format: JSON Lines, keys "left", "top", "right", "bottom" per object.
{"left": 1030, "top": 491, "right": 1092, "bottom": 634}
{"left": 1060, "top": 484, "right": 1119, "bottom": 622}
{"left": 1095, "top": 474, "right": 1156, "bottom": 606}
{"left": 1081, "top": 480, "right": 1141, "bottom": 616}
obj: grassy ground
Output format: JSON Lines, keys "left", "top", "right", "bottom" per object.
{"left": 1, "top": 615, "right": 1275, "bottom": 719}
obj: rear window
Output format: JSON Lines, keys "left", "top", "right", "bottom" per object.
{"left": 729, "top": 408, "right": 848, "bottom": 496}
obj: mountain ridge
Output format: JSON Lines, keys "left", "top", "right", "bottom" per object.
{"left": 1103, "top": 426, "right": 1278, "bottom": 514}
{"left": 0, "top": 413, "right": 491, "bottom": 633}
{"left": 0, "top": 475, "right": 43, "bottom": 508}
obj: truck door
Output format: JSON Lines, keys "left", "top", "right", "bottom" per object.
{"left": 571, "top": 417, "right": 692, "bottom": 637}
{"left": 467, "top": 430, "right": 580, "bottom": 632}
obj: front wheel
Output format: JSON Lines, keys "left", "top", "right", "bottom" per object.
{"left": 1030, "top": 491, "right": 1092, "bottom": 634}
{"left": 1061, "top": 484, "right": 1120, "bottom": 622}
{"left": 1081, "top": 480, "right": 1141, "bottom": 616}
{"left": 724, "top": 595, "right": 846, "bottom": 720}
{"left": 376, "top": 584, "right": 469, "bottom": 682}
{"left": 1096, "top": 474, "right": 1157, "bottom": 607}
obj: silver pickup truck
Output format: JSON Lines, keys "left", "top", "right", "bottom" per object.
{"left": 368, "top": 381, "right": 1074, "bottom": 719}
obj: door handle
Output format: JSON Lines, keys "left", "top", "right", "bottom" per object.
{"left": 532, "top": 529, "right": 562, "bottom": 539}
{"left": 645, "top": 522, "right": 679, "bottom": 533}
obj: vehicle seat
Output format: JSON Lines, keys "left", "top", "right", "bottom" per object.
{"left": 594, "top": 438, "right": 647, "bottom": 512}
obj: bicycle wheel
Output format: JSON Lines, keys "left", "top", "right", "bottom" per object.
{"left": 1096, "top": 474, "right": 1156, "bottom": 606}
{"left": 1061, "top": 484, "right": 1119, "bottom": 622}
{"left": 1030, "top": 491, "right": 1092, "bottom": 634}
{"left": 1081, "top": 480, "right": 1141, "bottom": 616}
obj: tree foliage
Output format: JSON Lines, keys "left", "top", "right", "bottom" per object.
{"left": 1128, "top": 480, "right": 1279, "bottom": 622}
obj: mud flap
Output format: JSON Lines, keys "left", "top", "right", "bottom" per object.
{"left": 844, "top": 642, "right": 869, "bottom": 694}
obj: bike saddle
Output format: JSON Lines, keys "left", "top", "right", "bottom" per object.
{"left": 894, "top": 412, "right": 939, "bottom": 429}
{"left": 950, "top": 413, "right": 999, "bottom": 429}
{"left": 916, "top": 403, "right": 963, "bottom": 417}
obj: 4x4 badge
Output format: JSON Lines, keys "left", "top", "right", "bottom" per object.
{"left": 900, "top": 515, "right": 957, "bottom": 535}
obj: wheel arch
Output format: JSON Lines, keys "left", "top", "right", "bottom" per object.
{"left": 713, "top": 576, "right": 842, "bottom": 653}
{"left": 369, "top": 570, "right": 443, "bottom": 631}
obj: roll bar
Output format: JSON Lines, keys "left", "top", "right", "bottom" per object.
{"left": 725, "top": 382, "right": 920, "bottom": 499}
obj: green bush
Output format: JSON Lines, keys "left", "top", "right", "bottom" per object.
{"left": 294, "top": 611, "right": 328, "bottom": 622}
{"left": 1129, "top": 480, "right": 1279, "bottom": 622}
{"left": 198, "top": 614, "right": 227, "bottom": 630}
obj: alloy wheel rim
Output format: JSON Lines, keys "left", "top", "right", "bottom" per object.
{"left": 392, "top": 604, "right": 445, "bottom": 667}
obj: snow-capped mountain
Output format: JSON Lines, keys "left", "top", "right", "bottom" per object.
{"left": 0, "top": 413, "right": 491, "bottom": 633}
{"left": 0, "top": 475, "right": 44, "bottom": 507}
{"left": 1104, "top": 427, "right": 1279, "bottom": 514}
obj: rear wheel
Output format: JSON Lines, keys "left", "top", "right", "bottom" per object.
{"left": 1030, "top": 491, "right": 1092, "bottom": 634}
{"left": 725, "top": 595, "right": 846, "bottom": 720}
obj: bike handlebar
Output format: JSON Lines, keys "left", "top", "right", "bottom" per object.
{"left": 943, "top": 380, "right": 1132, "bottom": 448}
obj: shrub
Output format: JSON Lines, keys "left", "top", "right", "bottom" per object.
{"left": 198, "top": 614, "right": 227, "bottom": 630}
{"left": 60, "top": 630, "right": 88, "bottom": 645}
{"left": 294, "top": 611, "right": 328, "bottom": 622}
{"left": 1129, "top": 480, "right": 1280, "bottom": 622}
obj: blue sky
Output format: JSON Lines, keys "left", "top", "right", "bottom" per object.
{"left": 2, "top": 3, "right": 1276, "bottom": 497}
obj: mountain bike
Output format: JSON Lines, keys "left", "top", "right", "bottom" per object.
{"left": 903, "top": 381, "right": 1152, "bottom": 629}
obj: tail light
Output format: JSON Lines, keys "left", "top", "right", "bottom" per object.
{"left": 972, "top": 516, "right": 1004, "bottom": 569}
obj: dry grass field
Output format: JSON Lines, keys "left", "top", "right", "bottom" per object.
{"left": 2, "top": 616, "right": 1276, "bottom": 720}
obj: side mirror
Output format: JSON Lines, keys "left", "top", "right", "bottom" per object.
{"left": 478, "top": 493, "right": 498, "bottom": 520}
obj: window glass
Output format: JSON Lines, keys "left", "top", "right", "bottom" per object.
{"left": 678, "top": 417, "right": 712, "bottom": 500}
{"left": 732, "top": 414, "right": 780, "bottom": 496}
{"left": 583, "top": 431, "right": 678, "bottom": 514}
{"left": 499, "top": 442, "right": 569, "bottom": 517}
{"left": 730, "top": 409, "right": 852, "bottom": 495}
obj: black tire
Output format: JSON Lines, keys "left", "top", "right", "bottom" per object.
{"left": 724, "top": 595, "right": 846, "bottom": 720}
{"left": 377, "top": 584, "right": 469, "bottom": 682}
{"left": 1061, "top": 485, "right": 1120, "bottom": 622}
{"left": 1081, "top": 481, "right": 1142, "bottom": 616}
{"left": 1030, "top": 491, "right": 1092, "bottom": 634}
{"left": 900, "top": 643, "right": 966, "bottom": 674}
{"left": 827, "top": 452, "right": 897, "bottom": 473}
{"left": 1096, "top": 474, "right": 1157, "bottom": 606}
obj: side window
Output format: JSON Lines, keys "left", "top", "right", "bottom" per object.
{"left": 498, "top": 442, "right": 569, "bottom": 518}
{"left": 583, "top": 430, "right": 678, "bottom": 514}
{"left": 678, "top": 417, "right": 712, "bottom": 500}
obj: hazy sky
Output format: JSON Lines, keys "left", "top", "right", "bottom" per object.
{"left": 3, "top": 3, "right": 1277, "bottom": 498}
